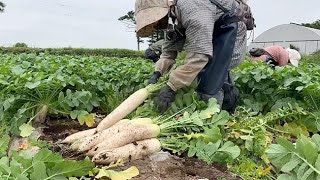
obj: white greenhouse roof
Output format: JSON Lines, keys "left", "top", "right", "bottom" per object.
{"left": 253, "top": 24, "right": 320, "bottom": 42}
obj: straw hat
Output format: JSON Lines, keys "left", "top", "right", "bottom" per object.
{"left": 135, "top": 0, "right": 170, "bottom": 37}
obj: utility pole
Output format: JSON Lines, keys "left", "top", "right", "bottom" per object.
{"left": 137, "top": 36, "right": 140, "bottom": 51}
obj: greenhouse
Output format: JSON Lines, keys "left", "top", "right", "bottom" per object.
{"left": 249, "top": 23, "right": 320, "bottom": 54}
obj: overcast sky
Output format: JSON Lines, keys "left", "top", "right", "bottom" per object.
{"left": 0, "top": 0, "right": 319, "bottom": 50}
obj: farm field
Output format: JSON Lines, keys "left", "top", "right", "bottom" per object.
{"left": 1, "top": 52, "right": 320, "bottom": 180}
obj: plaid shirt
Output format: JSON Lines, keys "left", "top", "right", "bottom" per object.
{"left": 155, "top": 0, "right": 247, "bottom": 91}
{"left": 162, "top": 0, "right": 234, "bottom": 56}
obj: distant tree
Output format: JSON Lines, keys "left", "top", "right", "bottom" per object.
{"left": 118, "top": 11, "right": 144, "bottom": 51}
{"left": 290, "top": 44, "right": 300, "bottom": 52}
{"left": 14, "top": 43, "right": 28, "bottom": 48}
{"left": 302, "top": 20, "right": 320, "bottom": 30}
{"left": 118, "top": 11, "right": 136, "bottom": 29}
{"left": 118, "top": 11, "right": 165, "bottom": 50}
{"left": 0, "top": 1, "right": 5, "bottom": 12}
{"left": 147, "top": 30, "right": 165, "bottom": 45}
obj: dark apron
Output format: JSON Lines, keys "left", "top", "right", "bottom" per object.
{"left": 197, "top": 0, "right": 240, "bottom": 112}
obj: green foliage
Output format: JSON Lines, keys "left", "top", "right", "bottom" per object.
{"left": 118, "top": 11, "right": 136, "bottom": 24}
{"left": 188, "top": 140, "right": 240, "bottom": 165}
{"left": 0, "top": 148, "right": 94, "bottom": 179}
{"left": 151, "top": 96, "right": 239, "bottom": 164}
{"left": 0, "top": 53, "right": 153, "bottom": 134}
{"left": 303, "top": 52, "right": 320, "bottom": 65}
{"left": 266, "top": 135, "right": 320, "bottom": 179}
{"left": 233, "top": 61, "right": 320, "bottom": 113}
{"left": 302, "top": 20, "right": 320, "bottom": 30}
{"left": 0, "top": 1, "right": 5, "bottom": 12}
{"left": 229, "top": 59, "right": 320, "bottom": 179}
{"left": 14, "top": 43, "right": 28, "bottom": 48}
{"left": 0, "top": 134, "right": 9, "bottom": 157}
{"left": 158, "top": 98, "right": 224, "bottom": 133}
{"left": 0, "top": 47, "right": 320, "bottom": 179}
{"left": 230, "top": 155, "right": 272, "bottom": 180}
{"left": 19, "top": 123, "right": 35, "bottom": 137}
{"left": 0, "top": 47, "right": 145, "bottom": 58}
{"left": 147, "top": 31, "right": 164, "bottom": 45}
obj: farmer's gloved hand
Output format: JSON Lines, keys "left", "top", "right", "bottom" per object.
{"left": 148, "top": 71, "right": 161, "bottom": 84}
{"left": 155, "top": 85, "right": 175, "bottom": 113}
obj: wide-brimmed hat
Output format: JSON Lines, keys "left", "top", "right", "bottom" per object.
{"left": 286, "top": 48, "right": 301, "bottom": 67}
{"left": 135, "top": 0, "right": 169, "bottom": 37}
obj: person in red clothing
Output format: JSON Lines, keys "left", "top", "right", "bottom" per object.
{"left": 249, "top": 45, "right": 301, "bottom": 67}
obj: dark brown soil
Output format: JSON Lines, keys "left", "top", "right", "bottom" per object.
{"left": 40, "top": 118, "right": 241, "bottom": 180}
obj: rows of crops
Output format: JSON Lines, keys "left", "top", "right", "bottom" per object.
{"left": 0, "top": 54, "right": 153, "bottom": 135}
{"left": 0, "top": 47, "right": 145, "bottom": 58}
{"left": 1, "top": 53, "right": 320, "bottom": 179}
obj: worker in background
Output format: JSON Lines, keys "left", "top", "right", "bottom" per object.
{"left": 144, "top": 39, "right": 165, "bottom": 63}
{"left": 135, "top": 0, "right": 254, "bottom": 113}
{"left": 249, "top": 45, "right": 301, "bottom": 67}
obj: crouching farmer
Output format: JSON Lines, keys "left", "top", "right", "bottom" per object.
{"left": 135, "top": 0, "right": 251, "bottom": 113}
{"left": 249, "top": 45, "right": 301, "bottom": 67}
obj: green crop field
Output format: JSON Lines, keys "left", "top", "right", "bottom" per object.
{"left": 1, "top": 51, "right": 320, "bottom": 179}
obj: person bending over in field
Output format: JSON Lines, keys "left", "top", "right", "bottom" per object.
{"left": 135, "top": 0, "right": 254, "bottom": 113}
{"left": 145, "top": 39, "right": 165, "bottom": 63}
{"left": 249, "top": 45, "right": 301, "bottom": 67}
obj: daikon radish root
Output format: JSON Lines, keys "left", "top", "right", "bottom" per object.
{"left": 96, "top": 88, "right": 149, "bottom": 132}
{"left": 92, "top": 138, "right": 161, "bottom": 164}
{"left": 63, "top": 119, "right": 130, "bottom": 144}
{"left": 96, "top": 84, "right": 161, "bottom": 132}
{"left": 61, "top": 128, "right": 96, "bottom": 144}
{"left": 78, "top": 118, "right": 154, "bottom": 152}
{"left": 70, "top": 138, "right": 88, "bottom": 151}
{"left": 86, "top": 123, "right": 160, "bottom": 156}
{"left": 68, "top": 119, "right": 129, "bottom": 151}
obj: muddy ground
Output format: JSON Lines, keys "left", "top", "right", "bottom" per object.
{"left": 40, "top": 118, "right": 241, "bottom": 180}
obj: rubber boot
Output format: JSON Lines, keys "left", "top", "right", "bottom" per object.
{"left": 198, "top": 90, "right": 224, "bottom": 108}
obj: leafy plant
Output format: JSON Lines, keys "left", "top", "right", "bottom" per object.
{"left": 188, "top": 140, "right": 240, "bottom": 165}
{"left": 0, "top": 148, "right": 94, "bottom": 180}
{"left": 0, "top": 53, "right": 153, "bottom": 134}
{"left": 233, "top": 61, "right": 320, "bottom": 113}
{"left": 0, "top": 134, "right": 9, "bottom": 157}
{"left": 266, "top": 135, "right": 320, "bottom": 180}
{"left": 230, "top": 156, "right": 272, "bottom": 180}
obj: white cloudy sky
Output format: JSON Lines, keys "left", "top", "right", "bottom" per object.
{"left": 0, "top": 0, "right": 319, "bottom": 50}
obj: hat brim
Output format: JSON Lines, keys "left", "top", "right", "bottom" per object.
{"left": 136, "top": 7, "right": 169, "bottom": 37}
{"left": 286, "top": 48, "right": 300, "bottom": 67}
{"left": 290, "top": 59, "right": 299, "bottom": 67}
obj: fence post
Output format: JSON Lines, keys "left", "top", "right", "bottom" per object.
{"left": 305, "top": 42, "right": 307, "bottom": 54}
